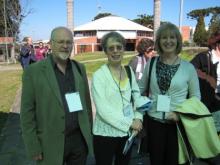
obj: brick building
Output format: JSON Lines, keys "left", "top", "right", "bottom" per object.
{"left": 0, "top": 37, "right": 15, "bottom": 61}
{"left": 73, "top": 15, "right": 153, "bottom": 54}
{"left": 181, "top": 26, "right": 193, "bottom": 42}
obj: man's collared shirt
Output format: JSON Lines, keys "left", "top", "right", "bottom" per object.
{"left": 51, "top": 58, "right": 79, "bottom": 135}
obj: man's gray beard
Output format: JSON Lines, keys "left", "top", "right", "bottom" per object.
{"left": 58, "top": 52, "right": 70, "bottom": 60}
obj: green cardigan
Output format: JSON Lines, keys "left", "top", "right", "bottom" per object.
{"left": 91, "top": 64, "right": 145, "bottom": 137}
{"left": 139, "top": 57, "right": 201, "bottom": 119}
{"left": 20, "top": 56, "right": 93, "bottom": 165}
{"left": 176, "top": 97, "right": 220, "bottom": 164}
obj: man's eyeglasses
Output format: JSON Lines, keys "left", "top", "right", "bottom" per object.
{"left": 51, "top": 39, "right": 73, "bottom": 46}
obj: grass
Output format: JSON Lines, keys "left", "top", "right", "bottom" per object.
{"left": 0, "top": 70, "right": 22, "bottom": 113}
{"left": 0, "top": 70, "right": 22, "bottom": 134}
{"left": 73, "top": 51, "right": 135, "bottom": 62}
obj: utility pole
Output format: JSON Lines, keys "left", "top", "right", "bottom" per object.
{"left": 153, "top": 0, "right": 161, "bottom": 40}
{"left": 179, "top": 0, "right": 184, "bottom": 33}
{"left": 66, "top": 0, "right": 74, "bottom": 57}
{"left": 3, "top": 0, "right": 9, "bottom": 63}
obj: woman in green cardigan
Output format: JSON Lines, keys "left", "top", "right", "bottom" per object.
{"left": 91, "top": 32, "right": 150, "bottom": 165}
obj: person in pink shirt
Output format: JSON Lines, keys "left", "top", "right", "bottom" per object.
{"left": 35, "top": 42, "right": 47, "bottom": 61}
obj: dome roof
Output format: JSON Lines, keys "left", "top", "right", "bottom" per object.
{"left": 74, "top": 15, "right": 153, "bottom": 32}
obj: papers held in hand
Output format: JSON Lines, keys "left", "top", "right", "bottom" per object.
{"left": 123, "top": 131, "right": 137, "bottom": 155}
{"left": 136, "top": 96, "right": 152, "bottom": 112}
{"left": 137, "top": 101, "right": 152, "bottom": 112}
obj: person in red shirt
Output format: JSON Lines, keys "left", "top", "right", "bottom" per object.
{"left": 35, "top": 42, "right": 47, "bottom": 61}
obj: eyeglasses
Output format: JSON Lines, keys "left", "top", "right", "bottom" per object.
{"left": 51, "top": 39, "right": 73, "bottom": 46}
{"left": 146, "top": 47, "right": 154, "bottom": 53}
{"left": 107, "top": 45, "right": 124, "bottom": 53}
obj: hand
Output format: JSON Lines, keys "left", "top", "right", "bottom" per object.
{"left": 196, "top": 69, "right": 207, "bottom": 79}
{"left": 131, "top": 129, "right": 139, "bottom": 136}
{"left": 131, "top": 119, "right": 142, "bottom": 132}
{"left": 206, "top": 75, "right": 217, "bottom": 89}
{"left": 33, "top": 154, "right": 43, "bottom": 161}
{"left": 167, "top": 112, "right": 179, "bottom": 122}
{"left": 196, "top": 69, "right": 216, "bottom": 89}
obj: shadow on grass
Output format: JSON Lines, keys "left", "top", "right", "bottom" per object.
{"left": 0, "top": 112, "right": 8, "bottom": 134}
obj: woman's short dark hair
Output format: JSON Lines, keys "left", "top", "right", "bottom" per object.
{"left": 136, "top": 38, "right": 154, "bottom": 55}
{"left": 101, "top": 32, "right": 126, "bottom": 53}
{"left": 155, "top": 22, "right": 182, "bottom": 55}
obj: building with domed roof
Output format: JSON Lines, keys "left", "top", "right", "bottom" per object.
{"left": 73, "top": 15, "right": 153, "bottom": 54}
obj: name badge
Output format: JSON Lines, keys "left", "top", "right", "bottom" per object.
{"left": 156, "top": 95, "right": 171, "bottom": 112}
{"left": 123, "top": 104, "right": 133, "bottom": 117}
{"left": 65, "top": 92, "right": 83, "bottom": 112}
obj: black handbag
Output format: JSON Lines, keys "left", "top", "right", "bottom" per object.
{"left": 138, "top": 57, "right": 156, "bottom": 154}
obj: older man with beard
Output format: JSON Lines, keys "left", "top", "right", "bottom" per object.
{"left": 20, "top": 27, "right": 94, "bottom": 165}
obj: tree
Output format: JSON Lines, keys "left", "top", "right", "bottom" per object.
{"left": 0, "top": 0, "right": 33, "bottom": 39}
{"left": 132, "top": 14, "right": 154, "bottom": 28}
{"left": 93, "top": 13, "right": 112, "bottom": 21}
{"left": 187, "top": 9, "right": 209, "bottom": 46}
{"left": 0, "top": 0, "right": 22, "bottom": 38}
{"left": 193, "top": 16, "right": 207, "bottom": 46}
{"left": 207, "top": 7, "right": 220, "bottom": 37}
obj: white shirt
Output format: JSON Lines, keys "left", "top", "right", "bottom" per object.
{"left": 211, "top": 49, "right": 220, "bottom": 93}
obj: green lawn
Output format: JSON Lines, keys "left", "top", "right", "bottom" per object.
{"left": 0, "top": 70, "right": 22, "bottom": 133}
{"left": 73, "top": 51, "right": 135, "bottom": 62}
{"left": 0, "top": 70, "right": 22, "bottom": 113}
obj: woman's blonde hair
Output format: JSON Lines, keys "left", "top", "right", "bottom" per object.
{"left": 155, "top": 22, "right": 182, "bottom": 55}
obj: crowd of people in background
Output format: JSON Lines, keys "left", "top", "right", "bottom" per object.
{"left": 19, "top": 24, "right": 220, "bottom": 165}
{"left": 19, "top": 37, "right": 51, "bottom": 69}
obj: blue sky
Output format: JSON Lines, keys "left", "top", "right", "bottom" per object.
{"left": 20, "top": 0, "right": 220, "bottom": 41}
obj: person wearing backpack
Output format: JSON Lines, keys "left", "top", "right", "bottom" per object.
{"left": 20, "top": 27, "right": 93, "bottom": 165}
{"left": 91, "top": 32, "right": 151, "bottom": 165}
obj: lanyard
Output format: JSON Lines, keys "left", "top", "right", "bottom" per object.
{"left": 108, "top": 65, "right": 127, "bottom": 107}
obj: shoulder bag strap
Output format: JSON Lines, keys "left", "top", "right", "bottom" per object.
{"left": 146, "top": 57, "right": 156, "bottom": 96}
